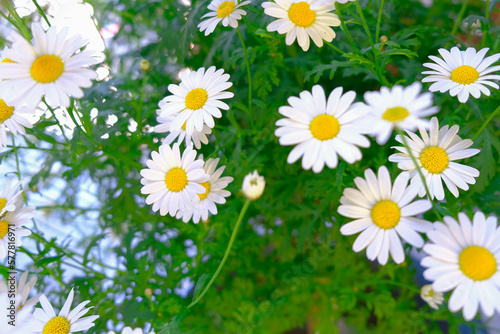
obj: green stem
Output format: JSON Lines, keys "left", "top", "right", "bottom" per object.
{"left": 324, "top": 41, "right": 344, "bottom": 55}
{"left": 472, "top": 105, "right": 500, "bottom": 141}
{"left": 187, "top": 199, "right": 251, "bottom": 309}
{"left": 354, "top": 0, "right": 389, "bottom": 86}
{"left": 375, "top": 0, "right": 385, "bottom": 42}
{"left": 481, "top": 0, "right": 490, "bottom": 47}
{"left": 395, "top": 129, "right": 442, "bottom": 221}
{"left": 2, "top": 0, "right": 32, "bottom": 40}
{"left": 32, "top": 0, "right": 51, "bottom": 26}
{"left": 451, "top": 0, "right": 468, "bottom": 36}
{"left": 236, "top": 27, "right": 254, "bottom": 129}
{"left": 10, "top": 133, "right": 21, "bottom": 181}
{"left": 334, "top": 2, "right": 361, "bottom": 56}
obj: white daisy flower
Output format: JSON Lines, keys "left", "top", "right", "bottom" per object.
{"left": 154, "top": 112, "right": 212, "bottom": 149}
{"left": 0, "top": 22, "right": 101, "bottom": 109}
{"left": 176, "top": 157, "right": 233, "bottom": 223}
{"left": 108, "top": 328, "right": 156, "bottom": 334}
{"left": 275, "top": 85, "right": 370, "bottom": 173}
{"left": 33, "top": 288, "right": 99, "bottom": 333}
{"left": 0, "top": 202, "right": 35, "bottom": 259}
{"left": 421, "top": 211, "right": 500, "bottom": 320}
{"left": 422, "top": 47, "right": 500, "bottom": 103}
{"left": 1, "top": 292, "right": 36, "bottom": 333}
{"left": 262, "top": 0, "right": 341, "bottom": 52}
{"left": 241, "top": 170, "right": 265, "bottom": 201}
{"left": 0, "top": 271, "right": 41, "bottom": 311}
{"left": 140, "top": 143, "right": 209, "bottom": 217}
{"left": 198, "top": 0, "right": 251, "bottom": 36}
{"left": 158, "top": 66, "right": 234, "bottom": 136}
{"left": 420, "top": 284, "right": 444, "bottom": 310}
{"left": 0, "top": 178, "right": 24, "bottom": 218}
{"left": 0, "top": 98, "right": 35, "bottom": 148}
{"left": 361, "top": 82, "right": 439, "bottom": 145}
{"left": 389, "top": 117, "right": 480, "bottom": 201}
{"left": 338, "top": 166, "right": 433, "bottom": 265}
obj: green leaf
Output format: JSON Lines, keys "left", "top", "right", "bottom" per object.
{"left": 192, "top": 273, "right": 210, "bottom": 301}
{"left": 380, "top": 48, "right": 418, "bottom": 58}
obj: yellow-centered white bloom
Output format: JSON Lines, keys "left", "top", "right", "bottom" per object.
{"left": 338, "top": 166, "right": 432, "bottom": 265}
{"left": 389, "top": 117, "right": 480, "bottom": 201}
{"left": 242, "top": 170, "right": 265, "bottom": 200}
{"left": 361, "top": 82, "right": 439, "bottom": 145}
{"left": 158, "top": 66, "right": 234, "bottom": 136}
{"left": 198, "top": 0, "right": 251, "bottom": 36}
{"left": 176, "top": 157, "right": 233, "bottom": 223}
{"left": 275, "top": 85, "right": 370, "bottom": 173}
{"left": 108, "top": 327, "right": 156, "bottom": 334}
{"left": 422, "top": 47, "right": 500, "bottom": 103}
{"left": 0, "top": 98, "right": 35, "bottom": 148}
{"left": 33, "top": 288, "right": 99, "bottom": 333}
{"left": 420, "top": 284, "right": 444, "bottom": 310}
{"left": 0, "top": 271, "right": 41, "bottom": 311}
{"left": 262, "top": 0, "right": 340, "bottom": 52}
{"left": 0, "top": 23, "right": 101, "bottom": 109}
{"left": 154, "top": 111, "right": 212, "bottom": 150}
{"left": 140, "top": 143, "right": 209, "bottom": 217}
{"left": 0, "top": 291, "right": 36, "bottom": 333}
{"left": 422, "top": 212, "right": 500, "bottom": 320}
{"left": 0, "top": 201, "right": 35, "bottom": 259}
{"left": 0, "top": 178, "right": 24, "bottom": 218}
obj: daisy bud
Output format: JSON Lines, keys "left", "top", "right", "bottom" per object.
{"left": 242, "top": 170, "right": 265, "bottom": 201}
{"left": 380, "top": 35, "right": 388, "bottom": 43}
{"left": 420, "top": 284, "right": 443, "bottom": 310}
{"left": 140, "top": 59, "right": 151, "bottom": 71}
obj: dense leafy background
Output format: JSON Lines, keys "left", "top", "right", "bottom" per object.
{"left": 1, "top": 0, "right": 500, "bottom": 333}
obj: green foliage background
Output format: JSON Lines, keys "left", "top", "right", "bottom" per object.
{"left": 1, "top": 0, "right": 500, "bottom": 333}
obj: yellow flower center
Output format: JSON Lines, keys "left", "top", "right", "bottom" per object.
{"left": 419, "top": 146, "right": 449, "bottom": 174}
{"left": 165, "top": 168, "right": 188, "bottom": 192}
{"left": 217, "top": 1, "right": 236, "bottom": 18}
{"left": 30, "top": 55, "right": 64, "bottom": 83}
{"left": 0, "top": 220, "right": 9, "bottom": 239}
{"left": 1, "top": 58, "right": 15, "bottom": 63}
{"left": 288, "top": 2, "right": 316, "bottom": 27}
{"left": 309, "top": 114, "right": 340, "bottom": 141}
{"left": 0, "top": 99, "right": 14, "bottom": 123}
{"left": 185, "top": 88, "right": 208, "bottom": 110}
{"left": 450, "top": 65, "right": 479, "bottom": 85}
{"left": 198, "top": 181, "right": 211, "bottom": 200}
{"left": 459, "top": 246, "right": 497, "bottom": 281}
{"left": 371, "top": 200, "right": 401, "bottom": 229}
{"left": 382, "top": 106, "right": 409, "bottom": 123}
{"left": 42, "top": 316, "right": 71, "bottom": 334}
{"left": 0, "top": 198, "right": 6, "bottom": 213}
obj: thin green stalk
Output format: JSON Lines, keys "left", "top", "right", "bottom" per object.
{"left": 375, "top": 0, "right": 385, "bottom": 42}
{"left": 32, "top": 0, "right": 51, "bottom": 26}
{"left": 451, "top": 0, "right": 468, "bottom": 36}
{"left": 2, "top": 0, "right": 32, "bottom": 40}
{"left": 472, "top": 105, "right": 500, "bottom": 141}
{"left": 395, "top": 129, "right": 443, "bottom": 221}
{"left": 481, "top": 0, "right": 490, "bottom": 47}
{"left": 10, "top": 134, "right": 21, "bottom": 180}
{"left": 187, "top": 199, "right": 251, "bottom": 309}
{"left": 236, "top": 27, "right": 254, "bottom": 129}
{"left": 354, "top": 0, "right": 389, "bottom": 86}
{"left": 334, "top": 2, "right": 361, "bottom": 56}
{"left": 324, "top": 41, "right": 345, "bottom": 55}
